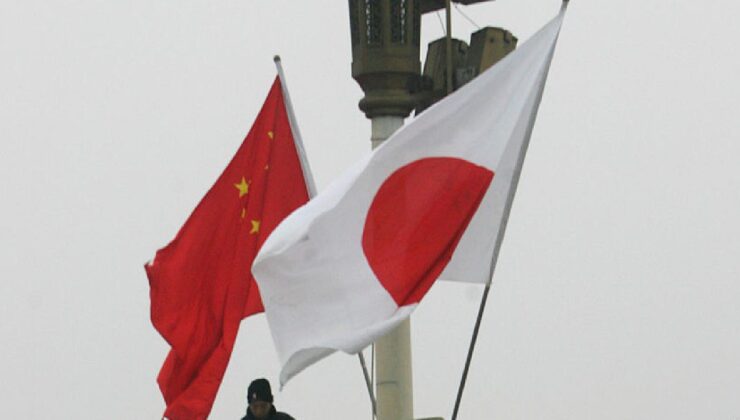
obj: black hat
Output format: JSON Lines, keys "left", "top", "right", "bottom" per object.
{"left": 247, "top": 378, "right": 273, "bottom": 404}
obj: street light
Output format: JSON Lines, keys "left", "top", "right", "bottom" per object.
{"left": 346, "top": 2, "right": 504, "bottom": 420}
{"left": 417, "top": 26, "right": 517, "bottom": 113}
{"left": 348, "top": 0, "right": 496, "bottom": 119}
{"left": 348, "top": 0, "right": 422, "bottom": 119}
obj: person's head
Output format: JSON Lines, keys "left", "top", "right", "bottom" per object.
{"left": 247, "top": 378, "right": 274, "bottom": 419}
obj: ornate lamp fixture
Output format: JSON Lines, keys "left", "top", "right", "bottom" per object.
{"left": 348, "top": 0, "right": 423, "bottom": 118}
{"left": 348, "top": 0, "right": 500, "bottom": 118}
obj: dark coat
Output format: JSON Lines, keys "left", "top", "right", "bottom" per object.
{"left": 241, "top": 405, "right": 295, "bottom": 420}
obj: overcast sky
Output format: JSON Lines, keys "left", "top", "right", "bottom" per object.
{"left": 1, "top": 1, "right": 739, "bottom": 419}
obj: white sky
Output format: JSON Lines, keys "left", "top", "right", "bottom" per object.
{"left": 1, "top": 0, "right": 739, "bottom": 419}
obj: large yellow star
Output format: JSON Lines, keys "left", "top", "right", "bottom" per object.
{"left": 234, "top": 177, "right": 249, "bottom": 198}
{"left": 249, "top": 219, "right": 261, "bottom": 234}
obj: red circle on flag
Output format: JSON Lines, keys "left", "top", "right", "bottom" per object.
{"left": 362, "top": 157, "right": 494, "bottom": 306}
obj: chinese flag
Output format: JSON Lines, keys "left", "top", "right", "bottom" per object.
{"left": 145, "top": 77, "right": 311, "bottom": 419}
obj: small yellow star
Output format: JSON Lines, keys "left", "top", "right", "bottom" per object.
{"left": 234, "top": 177, "right": 249, "bottom": 198}
{"left": 249, "top": 219, "right": 261, "bottom": 234}
{"left": 267, "top": 131, "right": 274, "bottom": 139}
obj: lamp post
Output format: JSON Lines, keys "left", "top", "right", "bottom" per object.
{"left": 349, "top": 3, "right": 420, "bottom": 418}
{"left": 347, "top": 2, "right": 497, "bottom": 419}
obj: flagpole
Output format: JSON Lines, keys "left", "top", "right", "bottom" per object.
{"left": 451, "top": 5, "right": 568, "bottom": 417}
{"left": 274, "top": 55, "right": 317, "bottom": 198}
{"left": 358, "top": 350, "right": 377, "bottom": 419}
{"left": 451, "top": 284, "right": 490, "bottom": 420}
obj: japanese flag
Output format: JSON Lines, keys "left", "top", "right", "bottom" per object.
{"left": 253, "top": 10, "right": 566, "bottom": 385}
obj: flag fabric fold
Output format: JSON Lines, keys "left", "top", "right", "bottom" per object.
{"left": 252, "top": 10, "right": 566, "bottom": 386}
{"left": 146, "top": 76, "right": 311, "bottom": 419}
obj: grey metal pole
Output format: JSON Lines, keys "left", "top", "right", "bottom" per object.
{"left": 274, "top": 55, "right": 317, "bottom": 198}
{"left": 451, "top": 284, "right": 491, "bottom": 420}
{"left": 372, "top": 115, "right": 414, "bottom": 420}
{"left": 359, "top": 351, "right": 378, "bottom": 419}
{"left": 451, "top": 4, "right": 569, "bottom": 415}
{"left": 375, "top": 319, "right": 414, "bottom": 420}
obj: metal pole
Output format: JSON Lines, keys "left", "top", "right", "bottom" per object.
{"left": 274, "top": 55, "right": 317, "bottom": 197}
{"left": 372, "top": 115, "right": 414, "bottom": 420}
{"left": 376, "top": 319, "right": 414, "bottom": 420}
{"left": 445, "top": 0, "right": 453, "bottom": 94}
{"left": 451, "top": 284, "right": 491, "bottom": 420}
{"left": 451, "top": 5, "right": 568, "bottom": 414}
{"left": 359, "top": 351, "right": 377, "bottom": 419}
{"left": 370, "top": 116, "right": 404, "bottom": 150}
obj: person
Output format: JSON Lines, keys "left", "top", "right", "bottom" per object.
{"left": 241, "top": 378, "right": 295, "bottom": 420}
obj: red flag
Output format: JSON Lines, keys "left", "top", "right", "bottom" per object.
{"left": 145, "top": 76, "right": 311, "bottom": 419}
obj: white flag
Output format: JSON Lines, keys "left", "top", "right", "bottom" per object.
{"left": 253, "top": 10, "right": 566, "bottom": 385}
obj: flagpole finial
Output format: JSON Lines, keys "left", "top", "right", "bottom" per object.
{"left": 273, "top": 55, "right": 281, "bottom": 63}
